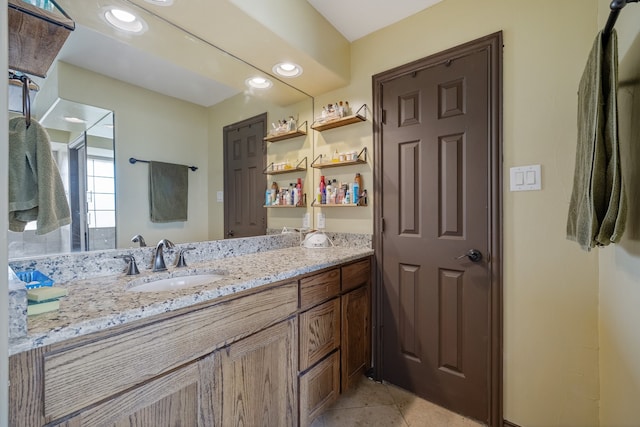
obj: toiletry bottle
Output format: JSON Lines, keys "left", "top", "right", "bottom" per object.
{"left": 265, "top": 189, "right": 271, "bottom": 206}
{"left": 271, "top": 182, "right": 278, "bottom": 205}
{"left": 297, "top": 178, "right": 303, "bottom": 207}
{"left": 326, "top": 179, "right": 333, "bottom": 203}
{"left": 320, "top": 176, "right": 326, "bottom": 204}
{"left": 332, "top": 149, "right": 339, "bottom": 163}
{"left": 289, "top": 183, "right": 294, "bottom": 205}
{"left": 354, "top": 173, "right": 363, "bottom": 198}
{"left": 352, "top": 181, "right": 360, "bottom": 205}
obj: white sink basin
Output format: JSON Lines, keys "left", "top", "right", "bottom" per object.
{"left": 127, "top": 273, "right": 225, "bottom": 293}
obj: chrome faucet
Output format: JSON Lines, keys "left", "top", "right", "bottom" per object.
{"left": 131, "top": 234, "right": 147, "bottom": 247}
{"left": 152, "top": 239, "right": 175, "bottom": 272}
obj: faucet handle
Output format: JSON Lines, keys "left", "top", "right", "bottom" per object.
{"left": 175, "top": 247, "right": 196, "bottom": 268}
{"left": 114, "top": 255, "right": 140, "bottom": 275}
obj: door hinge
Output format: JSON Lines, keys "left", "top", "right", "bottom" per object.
{"left": 382, "top": 109, "right": 387, "bottom": 125}
{"left": 381, "top": 217, "right": 385, "bottom": 232}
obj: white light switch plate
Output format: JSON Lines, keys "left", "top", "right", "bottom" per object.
{"left": 510, "top": 165, "right": 541, "bottom": 191}
{"left": 317, "top": 213, "right": 325, "bottom": 229}
{"left": 302, "top": 213, "right": 310, "bottom": 229}
{"left": 216, "top": 191, "right": 224, "bottom": 202}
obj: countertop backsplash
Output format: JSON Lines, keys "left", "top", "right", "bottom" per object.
{"left": 8, "top": 233, "right": 298, "bottom": 283}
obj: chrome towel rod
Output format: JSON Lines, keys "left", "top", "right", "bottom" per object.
{"left": 129, "top": 157, "right": 198, "bottom": 171}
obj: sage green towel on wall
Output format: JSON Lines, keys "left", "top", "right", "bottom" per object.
{"left": 8, "top": 116, "right": 71, "bottom": 235}
{"left": 567, "top": 30, "right": 627, "bottom": 251}
{"left": 149, "top": 161, "right": 188, "bottom": 223}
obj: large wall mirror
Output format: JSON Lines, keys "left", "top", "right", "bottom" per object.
{"left": 8, "top": 0, "right": 314, "bottom": 259}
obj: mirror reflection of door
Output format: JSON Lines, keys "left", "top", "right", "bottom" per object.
{"left": 7, "top": 104, "right": 116, "bottom": 258}
{"left": 223, "top": 113, "right": 267, "bottom": 238}
{"left": 69, "top": 112, "right": 116, "bottom": 252}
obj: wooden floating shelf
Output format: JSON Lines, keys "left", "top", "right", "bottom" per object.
{"left": 264, "top": 129, "right": 307, "bottom": 142}
{"left": 264, "top": 166, "right": 306, "bottom": 175}
{"left": 264, "top": 204, "right": 307, "bottom": 208}
{"left": 264, "top": 121, "right": 307, "bottom": 142}
{"left": 263, "top": 157, "right": 307, "bottom": 175}
{"left": 311, "top": 114, "right": 365, "bottom": 131}
{"left": 311, "top": 105, "right": 367, "bottom": 132}
{"left": 311, "top": 159, "right": 366, "bottom": 169}
{"left": 311, "top": 148, "right": 367, "bottom": 169}
{"left": 311, "top": 201, "right": 367, "bottom": 208}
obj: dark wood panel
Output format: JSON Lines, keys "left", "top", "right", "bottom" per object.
{"left": 9, "top": 346, "right": 48, "bottom": 426}
{"left": 219, "top": 318, "right": 298, "bottom": 426}
{"left": 299, "top": 351, "right": 340, "bottom": 427}
{"left": 341, "top": 258, "right": 370, "bottom": 293}
{"left": 399, "top": 91, "right": 420, "bottom": 127}
{"left": 234, "top": 168, "right": 242, "bottom": 224}
{"left": 438, "top": 78, "right": 466, "bottom": 118}
{"left": 247, "top": 134, "right": 257, "bottom": 157}
{"left": 439, "top": 269, "right": 464, "bottom": 376}
{"left": 55, "top": 359, "right": 205, "bottom": 426}
{"left": 233, "top": 138, "right": 241, "bottom": 160}
{"left": 299, "top": 298, "right": 341, "bottom": 371}
{"left": 399, "top": 141, "right": 420, "bottom": 235}
{"left": 399, "top": 264, "right": 420, "bottom": 360}
{"left": 248, "top": 165, "right": 257, "bottom": 225}
{"left": 439, "top": 133, "right": 464, "bottom": 238}
{"left": 341, "top": 285, "right": 370, "bottom": 392}
{"left": 299, "top": 268, "right": 340, "bottom": 311}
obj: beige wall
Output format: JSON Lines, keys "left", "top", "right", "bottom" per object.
{"left": 207, "top": 94, "right": 314, "bottom": 240}
{"left": 54, "top": 63, "right": 210, "bottom": 248}
{"left": 317, "top": 0, "right": 602, "bottom": 425}
{"left": 598, "top": 0, "right": 640, "bottom": 425}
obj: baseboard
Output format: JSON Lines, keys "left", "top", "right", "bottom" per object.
{"left": 504, "top": 420, "right": 521, "bottom": 427}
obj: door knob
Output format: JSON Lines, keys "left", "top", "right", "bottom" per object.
{"left": 227, "top": 230, "right": 235, "bottom": 237}
{"left": 455, "top": 249, "right": 483, "bottom": 262}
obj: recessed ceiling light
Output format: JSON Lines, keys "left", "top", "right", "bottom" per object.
{"left": 64, "top": 116, "right": 86, "bottom": 124}
{"left": 144, "top": 0, "right": 174, "bottom": 6}
{"left": 103, "top": 6, "right": 147, "bottom": 33}
{"left": 273, "top": 62, "right": 303, "bottom": 78}
{"left": 246, "top": 77, "right": 273, "bottom": 89}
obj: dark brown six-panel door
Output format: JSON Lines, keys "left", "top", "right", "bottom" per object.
{"left": 223, "top": 114, "right": 267, "bottom": 238}
{"left": 375, "top": 33, "right": 502, "bottom": 424}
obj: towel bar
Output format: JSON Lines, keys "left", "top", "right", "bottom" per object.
{"left": 129, "top": 157, "right": 198, "bottom": 172}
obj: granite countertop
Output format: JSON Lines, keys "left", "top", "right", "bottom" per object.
{"left": 9, "top": 246, "right": 373, "bottom": 356}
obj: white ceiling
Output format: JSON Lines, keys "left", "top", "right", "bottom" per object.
{"left": 307, "top": 0, "right": 443, "bottom": 42}
{"left": 31, "top": 0, "right": 444, "bottom": 113}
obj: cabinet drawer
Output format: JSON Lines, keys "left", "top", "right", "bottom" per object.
{"left": 299, "top": 297, "right": 341, "bottom": 372}
{"left": 341, "top": 258, "right": 370, "bottom": 292}
{"left": 299, "top": 351, "right": 340, "bottom": 427}
{"left": 300, "top": 268, "right": 340, "bottom": 311}
{"left": 42, "top": 282, "right": 298, "bottom": 421}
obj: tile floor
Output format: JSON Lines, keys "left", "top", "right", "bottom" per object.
{"left": 311, "top": 376, "right": 486, "bottom": 427}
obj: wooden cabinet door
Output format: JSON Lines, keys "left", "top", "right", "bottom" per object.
{"left": 53, "top": 354, "right": 217, "bottom": 426}
{"left": 299, "top": 351, "right": 340, "bottom": 427}
{"left": 217, "top": 317, "right": 298, "bottom": 426}
{"left": 341, "top": 284, "right": 371, "bottom": 392}
{"left": 299, "top": 297, "right": 341, "bottom": 372}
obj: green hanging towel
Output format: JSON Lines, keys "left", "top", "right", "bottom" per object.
{"left": 567, "top": 30, "right": 626, "bottom": 251}
{"left": 149, "top": 161, "right": 188, "bottom": 223}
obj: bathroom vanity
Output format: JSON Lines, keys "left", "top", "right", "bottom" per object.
{"left": 8, "top": 246, "right": 372, "bottom": 427}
